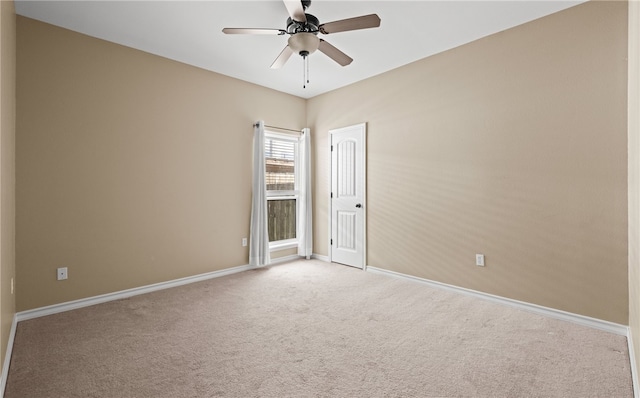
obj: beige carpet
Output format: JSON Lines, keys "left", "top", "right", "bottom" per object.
{"left": 5, "top": 260, "right": 633, "bottom": 397}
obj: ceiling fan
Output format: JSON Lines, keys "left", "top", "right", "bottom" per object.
{"left": 222, "top": 0, "right": 380, "bottom": 86}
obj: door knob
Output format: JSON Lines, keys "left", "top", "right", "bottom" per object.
{"left": 356, "top": 203, "right": 362, "bottom": 208}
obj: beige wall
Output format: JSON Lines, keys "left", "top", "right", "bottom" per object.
{"left": 0, "top": 0, "right": 16, "bottom": 375}
{"left": 629, "top": 0, "right": 640, "bottom": 386}
{"left": 308, "top": 1, "right": 628, "bottom": 324}
{"left": 16, "top": 17, "right": 306, "bottom": 311}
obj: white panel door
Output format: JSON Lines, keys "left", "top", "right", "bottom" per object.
{"left": 330, "top": 123, "right": 366, "bottom": 269}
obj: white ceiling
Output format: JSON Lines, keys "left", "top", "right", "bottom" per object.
{"left": 15, "top": 0, "right": 585, "bottom": 99}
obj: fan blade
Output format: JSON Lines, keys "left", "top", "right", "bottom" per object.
{"left": 222, "top": 28, "right": 286, "bottom": 35}
{"left": 318, "top": 39, "right": 353, "bottom": 66}
{"left": 283, "top": 0, "right": 306, "bottom": 23}
{"left": 319, "top": 14, "right": 381, "bottom": 34}
{"left": 271, "top": 46, "right": 295, "bottom": 69}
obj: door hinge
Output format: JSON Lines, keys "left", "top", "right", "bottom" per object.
{"left": 331, "top": 145, "right": 334, "bottom": 152}
{"left": 331, "top": 239, "right": 333, "bottom": 245}
{"left": 331, "top": 192, "right": 333, "bottom": 198}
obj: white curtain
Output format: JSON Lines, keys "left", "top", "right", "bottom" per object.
{"left": 249, "top": 121, "right": 270, "bottom": 267}
{"left": 298, "top": 128, "right": 313, "bottom": 259}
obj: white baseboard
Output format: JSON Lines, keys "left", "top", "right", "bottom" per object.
{"left": 0, "top": 314, "right": 18, "bottom": 398}
{"left": 366, "top": 266, "right": 628, "bottom": 336}
{"left": 269, "top": 254, "right": 326, "bottom": 266}
{"left": 17, "top": 264, "right": 254, "bottom": 322}
{"left": 629, "top": 328, "right": 639, "bottom": 398}
{"left": 269, "top": 254, "right": 304, "bottom": 265}
{"left": 311, "top": 253, "right": 330, "bottom": 262}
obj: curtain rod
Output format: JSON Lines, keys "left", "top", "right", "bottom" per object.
{"left": 254, "top": 123, "right": 302, "bottom": 134}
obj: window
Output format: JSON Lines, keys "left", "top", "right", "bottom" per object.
{"left": 265, "top": 132, "right": 300, "bottom": 249}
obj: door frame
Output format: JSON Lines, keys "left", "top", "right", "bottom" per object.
{"left": 328, "top": 123, "right": 367, "bottom": 269}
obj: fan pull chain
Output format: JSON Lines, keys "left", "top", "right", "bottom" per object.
{"left": 307, "top": 55, "right": 310, "bottom": 86}
{"left": 302, "top": 55, "right": 309, "bottom": 89}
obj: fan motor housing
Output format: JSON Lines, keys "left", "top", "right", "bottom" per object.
{"left": 287, "top": 13, "right": 320, "bottom": 34}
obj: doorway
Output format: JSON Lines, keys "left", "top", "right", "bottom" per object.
{"left": 329, "top": 123, "right": 366, "bottom": 269}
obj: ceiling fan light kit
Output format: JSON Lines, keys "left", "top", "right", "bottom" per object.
{"left": 288, "top": 32, "right": 320, "bottom": 56}
{"left": 222, "top": 0, "right": 380, "bottom": 88}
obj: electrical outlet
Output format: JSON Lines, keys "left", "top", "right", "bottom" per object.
{"left": 476, "top": 254, "right": 485, "bottom": 267}
{"left": 57, "top": 267, "right": 68, "bottom": 281}
{"left": 242, "top": 238, "right": 247, "bottom": 247}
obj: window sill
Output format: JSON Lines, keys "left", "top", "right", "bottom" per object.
{"left": 269, "top": 240, "right": 298, "bottom": 252}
